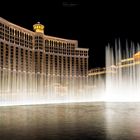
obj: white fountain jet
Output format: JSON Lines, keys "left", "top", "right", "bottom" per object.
{"left": 105, "top": 41, "right": 140, "bottom": 102}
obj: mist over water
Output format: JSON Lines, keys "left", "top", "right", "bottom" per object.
{"left": 1, "top": 41, "right": 140, "bottom": 106}
{"left": 105, "top": 41, "right": 140, "bottom": 102}
{"left": 0, "top": 71, "right": 91, "bottom": 106}
{"left": 88, "top": 41, "right": 140, "bottom": 102}
{"left": 1, "top": 41, "right": 140, "bottom": 139}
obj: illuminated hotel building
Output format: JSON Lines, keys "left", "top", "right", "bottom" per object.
{"left": 0, "top": 17, "right": 88, "bottom": 97}
{"left": 117, "top": 51, "right": 140, "bottom": 68}
{"left": 88, "top": 51, "right": 140, "bottom": 88}
{"left": 88, "top": 66, "right": 116, "bottom": 89}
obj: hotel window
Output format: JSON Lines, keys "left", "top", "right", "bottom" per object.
{"left": 0, "top": 23, "right": 4, "bottom": 39}
{"left": 10, "top": 28, "right": 14, "bottom": 36}
{"left": 46, "top": 54, "right": 48, "bottom": 73}
{"left": 15, "top": 30, "right": 20, "bottom": 45}
{"left": 20, "top": 49, "right": 24, "bottom": 71}
{"left": 10, "top": 46, "right": 14, "bottom": 70}
{"left": 49, "top": 40, "right": 52, "bottom": 46}
{"left": 25, "top": 50, "right": 28, "bottom": 71}
{"left": 50, "top": 55, "right": 53, "bottom": 74}
{"left": 45, "top": 40, "right": 49, "bottom": 47}
{"left": 0, "top": 42, "right": 4, "bottom": 68}
{"left": 29, "top": 36, "right": 32, "bottom": 41}
{"left": 29, "top": 36, "right": 33, "bottom": 48}
{"left": 59, "top": 42, "right": 62, "bottom": 47}
{"left": 5, "top": 25, "right": 9, "bottom": 41}
{"left": 40, "top": 52, "right": 43, "bottom": 72}
{"left": 20, "top": 32, "right": 24, "bottom": 39}
{"left": 5, "top": 44, "right": 8, "bottom": 68}
{"left": 35, "top": 52, "right": 38, "bottom": 72}
{"left": 53, "top": 41, "right": 55, "bottom": 47}
{"left": 29, "top": 51, "right": 32, "bottom": 71}
{"left": 15, "top": 47, "right": 19, "bottom": 70}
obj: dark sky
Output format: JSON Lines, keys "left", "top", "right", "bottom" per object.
{"left": 1, "top": 1, "right": 140, "bottom": 69}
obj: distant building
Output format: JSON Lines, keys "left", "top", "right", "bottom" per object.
{"left": 88, "top": 66, "right": 116, "bottom": 89}
{"left": 117, "top": 51, "right": 140, "bottom": 68}
{"left": 88, "top": 51, "right": 140, "bottom": 89}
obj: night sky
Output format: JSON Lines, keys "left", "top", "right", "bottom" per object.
{"left": 1, "top": 1, "right": 140, "bottom": 69}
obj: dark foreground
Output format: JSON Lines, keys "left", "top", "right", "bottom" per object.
{"left": 0, "top": 102, "right": 140, "bottom": 140}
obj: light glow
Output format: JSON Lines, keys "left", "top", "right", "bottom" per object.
{"left": 1, "top": 40, "right": 140, "bottom": 106}
{"left": 88, "top": 41, "right": 140, "bottom": 102}
{"left": 104, "top": 42, "right": 140, "bottom": 102}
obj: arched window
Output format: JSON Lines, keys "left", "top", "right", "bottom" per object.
{"left": 53, "top": 41, "right": 56, "bottom": 46}
{"left": 59, "top": 42, "right": 61, "bottom": 47}
{"left": 52, "top": 41, "right": 54, "bottom": 46}
{"left": 45, "top": 40, "right": 49, "bottom": 46}
{"left": 50, "top": 40, "right": 52, "bottom": 46}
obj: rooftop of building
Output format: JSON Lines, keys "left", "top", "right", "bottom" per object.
{"left": 0, "top": 17, "right": 89, "bottom": 50}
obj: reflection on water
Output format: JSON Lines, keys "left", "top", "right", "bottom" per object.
{"left": 0, "top": 102, "right": 140, "bottom": 140}
{"left": 105, "top": 103, "right": 140, "bottom": 140}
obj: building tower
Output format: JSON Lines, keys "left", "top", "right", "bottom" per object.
{"left": 33, "top": 22, "right": 45, "bottom": 92}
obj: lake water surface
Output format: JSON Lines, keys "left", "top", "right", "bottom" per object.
{"left": 0, "top": 102, "right": 140, "bottom": 140}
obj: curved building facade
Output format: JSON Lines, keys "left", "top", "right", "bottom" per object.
{"left": 0, "top": 17, "right": 89, "bottom": 104}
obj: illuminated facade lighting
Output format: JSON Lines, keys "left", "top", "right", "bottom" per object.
{"left": 0, "top": 17, "right": 89, "bottom": 105}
